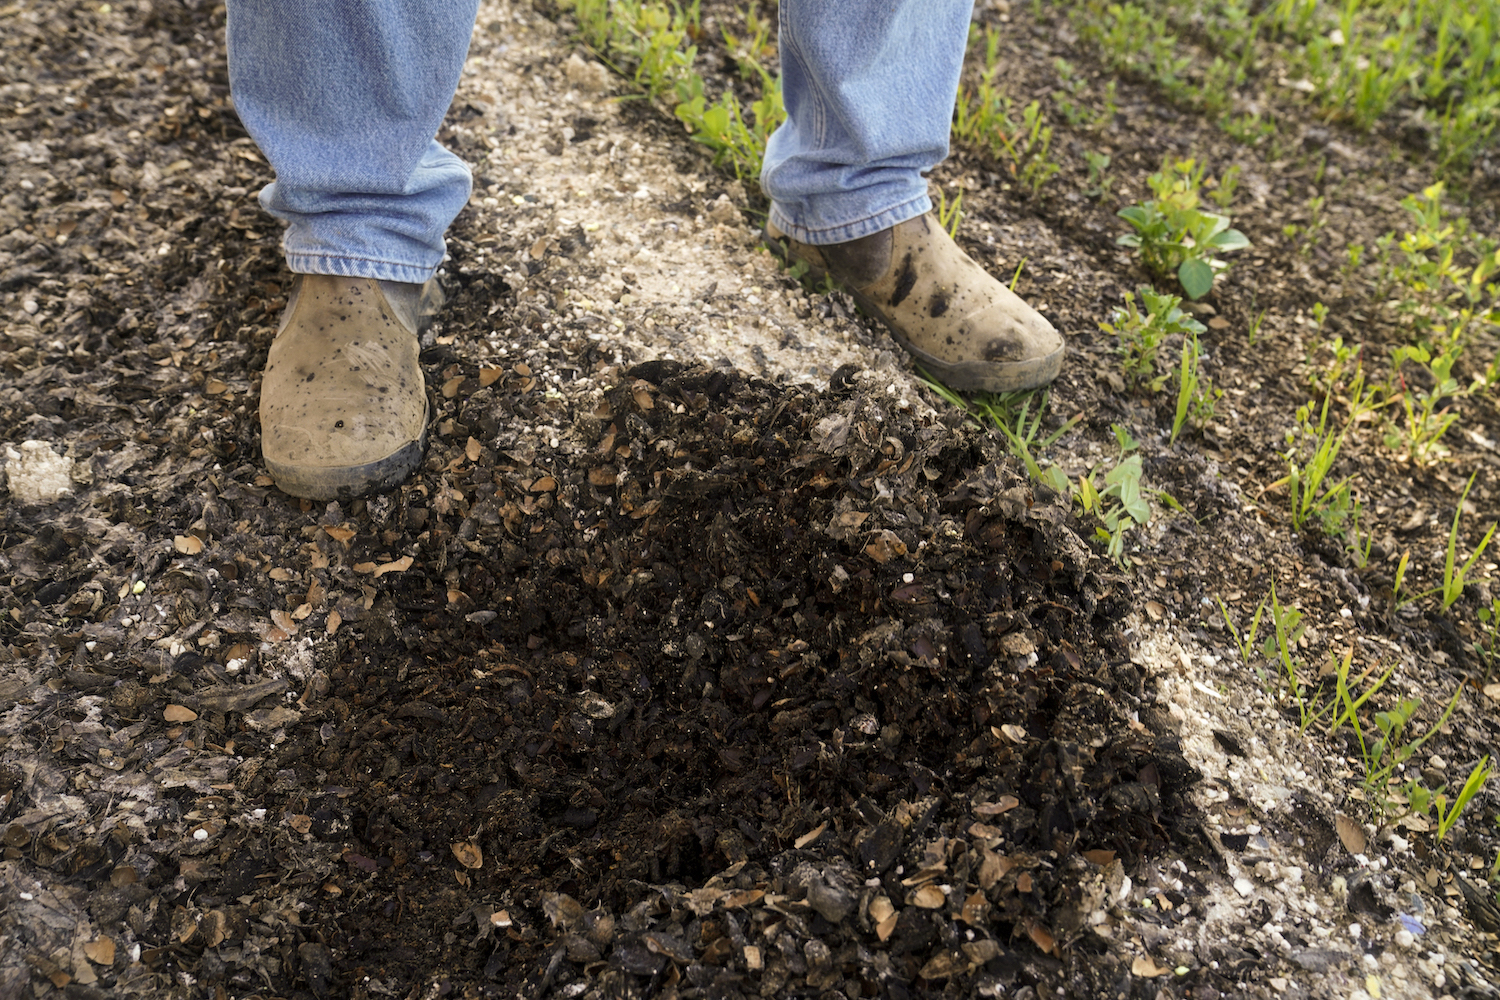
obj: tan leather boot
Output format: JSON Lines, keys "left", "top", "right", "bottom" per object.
{"left": 259, "top": 274, "right": 437, "bottom": 500}
{"left": 766, "top": 213, "right": 1064, "bottom": 392}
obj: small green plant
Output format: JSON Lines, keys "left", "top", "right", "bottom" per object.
{"left": 1220, "top": 110, "right": 1276, "bottom": 145}
{"left": 936, "top": 186, "right": 964, "bottom": 238}
{"left": 956, "top": 35, "right": 1062, "bottom": 197}
{"left": 1085, "top": 151, "right": 1114, "bottom": 200}
{"left": 1053, "top": 57, "right": 1117, "bottom": 130}
{"left": 1260, "top": 583, "right": 1338, "bottom": 733}
{"left": 1381, "top": 343, "right": 1465, "bottom": 466}
{"left": 1209, "top": 163, "right": 1241, "bottom": 209}
{"left": 1218, "top": 592, "right": 1269, "bottom": 687}
{"left": 1275, "top": 370, "right": 1371, "bottom": 536}
{"left": 1433, "top": 757, "right": 1491, "bottom": 841}
{"left": 1099, "top": 285, "right": 1207, "bottom": 392}
{"left": 1343, "top": 687, "right": 1465, "bottom": 826}
{"left": 1171, "top": 327, "right": 1222, "bottom": 443}
{"left": 1117, "top": 158, "right": 1251, "bottom": 299}
{"left": 1077, "top": 425, "right": 1150, "bottom": 569}
{"left": 1439, "top": 473, "right": 1496, "bottom": 610}
{"left": 1474, "top": 596, "right": 1500, "bottom": 678}
{"left": 919, "top": 379, "right": 1078, "bottom": 496}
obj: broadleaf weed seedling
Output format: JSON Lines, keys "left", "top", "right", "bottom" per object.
{"left": 1344, "top": 687, "right": 1465, "bottom": 827}
{"left": 1085, "top": 151, "right": 1114, "bottom": 201}
{"left": 1099, "top": 285, "right": 1207, "bottom": 393}
{"left": 1117, "top": 158, "right": 1251, "bottom": 300}
{"left": 1381, "top": 343, "right": 1465, "bottom": 466}
{"left": 1077, "top": 425, "right": 1150, "bottom": 569}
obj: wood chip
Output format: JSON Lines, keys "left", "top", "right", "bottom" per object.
{"left": 721, "top": 889, "right": 764, "bottom": 908}
{"left": 974, "top": 796, "right": 1020, "bottom": 816}
{"left": 325, "top": 609, "right": 342, "bottom": 636}
{"left": 451, "top": 841, "right": 483, "bottom": 869}
{"left": 875, "top": 912, "right": 898, "bottom": 942}
{"left": 324, "top": 525, "right": 356, "bottom": 543}
{"left": 466, "top": 437, "right": 482, "bottom": 462}
{"left": 959, "top": 890, "right": 988, "bottom": 925}
{"left": 1083, "top": 849, "right": 1117, "bottom": 866}
{"left": 1336, "top": 813, "right": 1367, "bottom": 855}
{"left": 794, "top": 821, "right": 828, "bottom": 849}
{"left": 479, "top": 366, "right": 503, "bottom": 386}
{"left": 442, "top": 375, "right": 465, "bottom": 398}
{"left": 82, "top": 936, "right": 115, "bottom": 966}
{"left": 911, "top": 884, "right": 946, "bottom": 909}
{"left": 372, "top": 556, "right": 414, "bottom": 578}
{"left": 163, "top": 704, "right": 197, "bottom": 723}
{"left": 1132, "top": 955, "right": 1171, "bottom": 977}
{"left": 1027, "top": 920, "right": 1056, "bottom": 955}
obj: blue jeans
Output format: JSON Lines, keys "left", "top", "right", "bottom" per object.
{"left": 226, "top": 0, "right": 970, "bottom": 281}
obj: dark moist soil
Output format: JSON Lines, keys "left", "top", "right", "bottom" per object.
{"left": 3, "top": 0, "right": 1500, "bottom": 998}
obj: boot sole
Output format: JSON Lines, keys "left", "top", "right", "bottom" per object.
{"left": 763, "top": 228, "right": 1064, "bottom": 393}
{"left": 264, "top": 413, "right": 428, "bottom": 502}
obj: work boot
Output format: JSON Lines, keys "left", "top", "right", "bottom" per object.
{"left": 765, "top": 213, "right": 1064, "bottom": 392}
{"left": 259, "top": 274, "right": 438, "bottom": 501}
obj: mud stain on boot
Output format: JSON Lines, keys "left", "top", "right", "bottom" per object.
{"left": 889, "top": 252, "right": 918, "bottom": 307}
{"left": 927, "top": 288, "right": 951, "bottom": 318}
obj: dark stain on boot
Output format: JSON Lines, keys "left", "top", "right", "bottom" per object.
{"left": 890, "top": 252, "right": 917, "bottom": 307}
{"left": 983, "top": 335, "right": 1025, "bottom": 362}
{"left": 928, "top": 288, "right": 950, "bottom": 318}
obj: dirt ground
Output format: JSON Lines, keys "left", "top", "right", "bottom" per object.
{"left": 2, "top": 1, "right": 1499, "bottom": 998}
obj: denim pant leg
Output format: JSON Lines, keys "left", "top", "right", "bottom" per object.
{"left": 763, "top": 0, "right": 972, "bottom": 246}
{"left": 226, "top": 0, "right": 480, "bottom": 284}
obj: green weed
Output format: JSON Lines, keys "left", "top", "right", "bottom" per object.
{"left": 919, "top": 378, "right": 1078, "bottom": 496}
{"left": 956, "top": 30, "right": 1062, "bottom": 196}
{"left": 936, "top": 186, "right": 964, "bottom": 238}
{"left": 1077, "top": 425, "right": 1151, "bottom": 569}
{"left": 1277, "top": 370, "right": 1372, "bottom": 536}
{"left": 1381, "top": 343, "right": 1465, "bottom": 466}
{"left": 1100, "top": 285, "right": 1208, "bottom": 392}
{"left": 1171, "top": 327, "right": 1222, "bottom": 443}
{"left": 1117, "top": 158, "right": 1251, "bottom": 299}
{"left": 1085, "top": 151, "right": 1115, "bottom": 200}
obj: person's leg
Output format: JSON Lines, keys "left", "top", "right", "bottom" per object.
{"left": 762, "top": 0, "right": 1063, "bottom": 392}
{"left": 226, "top": 0, "right": 479, "bottom": 282}
{"left": 763, "top": 0, "right": 969, "bottom": 244}
{"left": 226, "top": 0, "right": 479, "bottom": 500}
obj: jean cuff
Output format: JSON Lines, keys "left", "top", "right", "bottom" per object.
{"left": 285, "top": 252, "right": 438, "bottom": 286}
{"left": 767, "top": 193, "right": 933, "bottom": 246}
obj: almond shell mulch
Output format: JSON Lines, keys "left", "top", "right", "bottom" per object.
{"left": 4, "top": 340, "right": 1209, "bottom": 997}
